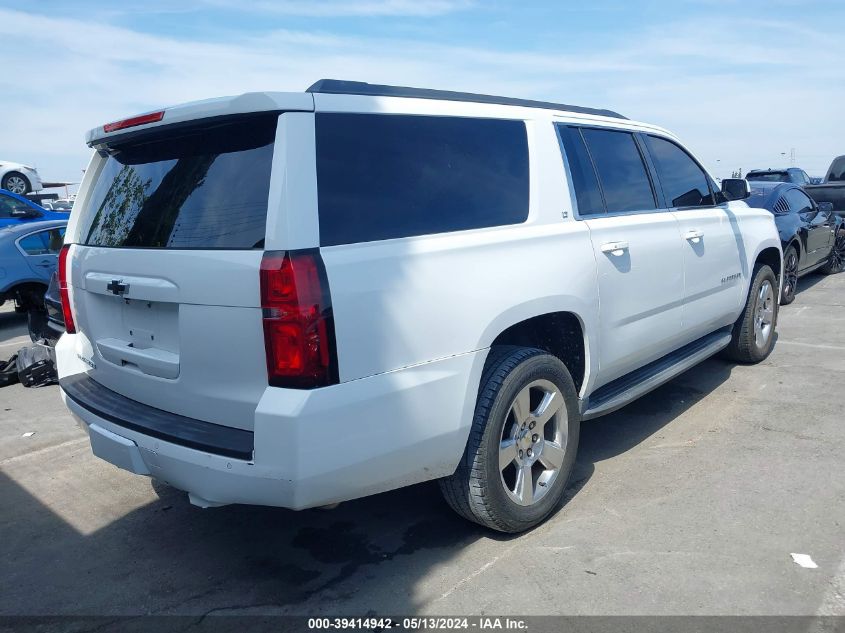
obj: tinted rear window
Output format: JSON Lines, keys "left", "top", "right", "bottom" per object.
{"left": 746, "top": 171, "right": 789, "bottom": 182}
{"left": 83, "top": 114, "right": 277, "bottom": 249}
{"left": 556, "top": 125, "right": 605, "bottom": 216}
{"left": 580, "top": 128, "right": 657, "bottom": 214}
{"left": 316, "top": 113, "right": 529, "bottom": 246}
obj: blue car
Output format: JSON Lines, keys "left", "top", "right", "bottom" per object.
{"left": 0, "top": 220, "right": 67, "bottom": 313}
{"left": 0, "top": 188, "right": 70, "bottom": 228}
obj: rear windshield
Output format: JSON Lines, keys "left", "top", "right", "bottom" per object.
{"left": 83, "top": 114, "right": 277, "bottom": 249}
{"left": 746, "top": 172, "right": 788, "bottom": 182}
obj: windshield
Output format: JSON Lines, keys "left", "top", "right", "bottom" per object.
{"left": 83, "top": 113, "right": 277, "bottom": 249}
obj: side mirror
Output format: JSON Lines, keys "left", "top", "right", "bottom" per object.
{"left": 721, "top": 178, "right": 750, "bottom": 201}
{"left": 817, "top": 201, "right": 834, "bottom": 214}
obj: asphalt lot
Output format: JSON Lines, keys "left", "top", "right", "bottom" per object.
{"left": 0, "top": 274, "right": 843, "bottom": 619}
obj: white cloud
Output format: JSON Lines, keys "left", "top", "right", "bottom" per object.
{"left": 202, "top": 0, "right": 476, "bottom": 17}
{"left": 0, "top": 8, "right": 842, "bottom": 183}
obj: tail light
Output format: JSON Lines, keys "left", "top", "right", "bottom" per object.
{"left": 260, "top": 250, "right": 338, "bottom": 389}
{"left": 58, "top": 245, "right": 76, "bottom": 334}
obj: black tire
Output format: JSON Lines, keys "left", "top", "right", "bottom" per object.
{"left": 820, "top": 228, "right": 845, "bottom": 275}
{"left": 723, "top": 264, "right": 778, "bottom": 363}
{"left": 780, "top": 244, "right": 798, "bottom": 305}
{"left": 439, "top": 346, "right": 580, "bottom": 533}
{"left": 1, "top": 171, "right": 31, "bottom": 195}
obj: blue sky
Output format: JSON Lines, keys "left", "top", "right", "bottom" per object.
{"left": 1, "top": 0, "right": 843, "bottom": 185}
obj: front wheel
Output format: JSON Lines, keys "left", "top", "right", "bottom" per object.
{"left": 723, "top": 264, "right": 778, "bottom": 364}
{"left": 439, "top": 347, "right": 580, "bottom": 533}
{"left": 821, "top": 229, "right": 845, "bottom": 275}
{"left": 1, "top": 172, "right": 31, "bottom": 195}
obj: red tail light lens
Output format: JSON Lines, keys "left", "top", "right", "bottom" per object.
{"left": 103, "top": 110, "right": 164, "bottom": 133}
{"left": 58, "top": 244, "right": 76, "bottom": 334}
{"left": 260, "top": 250, "right": 337, "bottom": 389}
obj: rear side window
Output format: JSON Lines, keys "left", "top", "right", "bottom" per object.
{"left": 316, "top": 113, "right": 529, "bottom": 246}
{"left": 784, "top": 188, "right": 814, "bottom": 213}
{"left": 556, "top": 125, "right": 604, "bottom": 216}
{"left": 19, "top": 227, "right": 65, "bottom": 255}
{"left": 645, "top": 135, "right": 714, "bottom": 208}
{"left": 580, "top": 128, "right": 657, "bottom": 214}
{"left": 83, "top": 114, "right": 277, "bottom": 249}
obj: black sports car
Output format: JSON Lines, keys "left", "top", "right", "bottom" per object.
{"left": 746, "top": 182, "right": 845, "bottom": 304}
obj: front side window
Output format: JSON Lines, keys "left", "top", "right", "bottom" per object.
{"left": 645, "top": 135, "right": 714, "bottom": 208}
{"left": 0, "top": 195, "right": 33, "bottom": 218}
{"left": 556, "top": 125, "right": 605, "bottom": 216}
{"left": 316, "top": 113, "right": 530, "bottom": 246}
{"left": 580, "top": 128, "right": 657, "bottom": 214}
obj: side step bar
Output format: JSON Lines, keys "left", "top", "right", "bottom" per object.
{"left": 580, "top": 327, "right": 733, "bottom": 421}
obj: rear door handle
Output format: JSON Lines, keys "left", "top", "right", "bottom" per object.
{"left": 684, "top": 230, "right": 704, "bottom": 243}
{"left": 600, "top": 241, "right": 629, "bottom": 255}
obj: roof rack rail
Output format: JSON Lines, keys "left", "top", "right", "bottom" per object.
{"left": 306, "top": 79, "right": 627, "bottom": 120}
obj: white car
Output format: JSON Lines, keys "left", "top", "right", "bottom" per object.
{"left": 0, "top": 160, "right": 43, "bottom": 195}
{"left": 55, "top": 80, "right": 783, "bottom": 532}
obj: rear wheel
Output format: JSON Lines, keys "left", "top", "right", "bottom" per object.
{"left": 1, "top": 172, "right": 31, "bottom": 195}
{"left": 723, "top": 264, "right": 778, "bottom": 363}
{"left": 439, "top": 346, "right": 580, "bottom": 533}
{"left": 821, "top": 229, "right": 845, "bottom": 275}
{"left": 780, "top": 245, "right": 798, "bottom": 305}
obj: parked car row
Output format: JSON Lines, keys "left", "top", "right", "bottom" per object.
{"left": 0, "top": 184, "right": 71, "bottom": 319}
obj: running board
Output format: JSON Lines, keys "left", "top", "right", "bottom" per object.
{"left": 580, "top": 327, "right": 733, "bottom": 421}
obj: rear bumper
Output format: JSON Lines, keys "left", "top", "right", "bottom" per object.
{"left": 59, "top": 348, "right": 486, "bottom": 510}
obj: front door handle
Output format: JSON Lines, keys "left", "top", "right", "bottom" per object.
{"left": 600, "top": 241, "right": 629, "bottom": 255}
{"left": 684, "top": 230, "right": 704, "bottom": 243}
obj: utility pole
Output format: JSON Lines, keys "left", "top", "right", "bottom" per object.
{"left": 790, "top": 148, "right": 796, "bottom": 166}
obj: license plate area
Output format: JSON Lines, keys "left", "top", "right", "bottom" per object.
{"left": 85, "top": 293, "right": 181, "bottom": 378}
{"left": 88, "top": 423, "right": 151, "bottom": 475}
{"left": 121, "top": 298, "right": 178, "bottom": 350}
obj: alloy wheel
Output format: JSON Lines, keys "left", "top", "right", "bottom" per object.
{"left": 499, "top": 379, "right": 567, "bottom": 506}
{"left": 754, "top": 279, "right": 775, "bottom": 348}
{"left": 4, "top": 175, "right": 27, "bottom": 194}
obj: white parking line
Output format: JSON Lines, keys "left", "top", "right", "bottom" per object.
{"left": 0, "top": 438, "right": 87, "bottom": 467}
{"left": 0, "top": 339, "right": 28, "bottom": 350}
{"left": 777, "top": 340, "right": 845, "bottom": 352}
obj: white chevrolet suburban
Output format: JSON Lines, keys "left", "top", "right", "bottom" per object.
{"left": 56, "top": 80, "right": 782, "bottom": 533}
